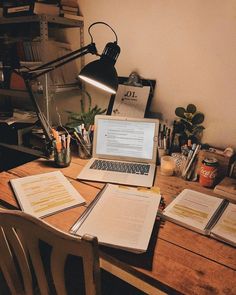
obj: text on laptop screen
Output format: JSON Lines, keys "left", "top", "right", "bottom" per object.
{"left": 96, "top": 119, "right": 156, "bottom": 160}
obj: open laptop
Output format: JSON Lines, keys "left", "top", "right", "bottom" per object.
{"left": 77, "top": 115, "right": 159, "bottom": 187}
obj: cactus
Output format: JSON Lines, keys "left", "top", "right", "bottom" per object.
{"left": 174, "top": 103, "right": 205, "bottom": 144}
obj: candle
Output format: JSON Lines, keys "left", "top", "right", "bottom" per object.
{"left": 160, "top": 156, "right": 175, "bottom": 176}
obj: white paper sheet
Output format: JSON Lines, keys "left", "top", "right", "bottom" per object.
{"left": 74, "top": 184, "right": 161, "bottom": 252}
{"left": 10, "top": 171, "right": 85, "bottom": 218}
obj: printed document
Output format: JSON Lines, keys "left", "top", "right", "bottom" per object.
{"left": 162, "top": 189, "right": 236, "bottom": 247}
{"left": 111, "top": 84, "right": 150, "bottom": 118}
{"left": 211, "top": 203, "right": 236, "bottom": 246}
{"left": 163, "top": 189, "right": 224, "bottom": 233}
{"left": 71, "top": 184, "right": 161, "bottom": 253}
{"left": 10, "top": 171, "right": 85, "bottom": 218}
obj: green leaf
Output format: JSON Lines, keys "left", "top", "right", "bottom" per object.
{"left": 192, "top": 112, "right": 204, "bottom": 125}
{"left": 65, "top": 90, "right": 106, "bottom": 128}
{"left": 175, "top": 107, "right": 186, "bottom": 118}
{"left": 186, "top": 104, "right": 196, "bottom": 114}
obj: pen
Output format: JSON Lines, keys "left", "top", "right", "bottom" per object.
{"left": 182, "top": 144, "right": 201, "bottom": 178}
{"left": 61, "top": 134, "right": 66, "bottom": 149}
{"left": 66, "top": 134, "right": 71, "bottom": 149}
{"left": 55, "top": 136, "right": 62, "bottom": 153}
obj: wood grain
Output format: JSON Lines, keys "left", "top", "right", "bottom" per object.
{"left": 1, "top": 156, "right": 235, "bottom": 294}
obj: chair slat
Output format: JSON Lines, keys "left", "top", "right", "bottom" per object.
{"left": 0, "top": 209, "right": 101, "bottom": 295}
{"left": 51, "top": 250, "right": 67, "bottom": 295}
{"left": 26, "top": 238, "right": 50, "bottom": 295}
{"left": 0, "top": 227, "right": 24, "bottom": 294}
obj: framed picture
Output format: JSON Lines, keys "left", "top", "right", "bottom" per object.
{"left": 107, "top": 75, "right": 156, "bottom": 118}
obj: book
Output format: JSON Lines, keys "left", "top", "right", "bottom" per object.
{"left": 0, "top": 109, "right": 38, "bottom": 125}
{"left": 10, "top": 171, "right": 86, "bottom": 218}
{"left": 162, "top": 189, "right": 236, "bottom": 247}
{"left": 60, "top": 12, "right": 83, "bottom": 21}
{"left": 60, "top": 0, "right": 79, "bottom": 8}
{"left": 61, "top": 5, "right": 79, "bottom": 12}
{"left": 213, "top": 177, "right": 236, "bottom": 203}
{"left": 33, "top": 2, "right": 60, "bottom": 15}
{"left": 70, "top": 183, "right": 161, "bottom": 253}
{"left": 36, "top": 0, "right": 60, "bottom": 4}
{"left": 60, "top": 9, "right": 78, "bottom": 15}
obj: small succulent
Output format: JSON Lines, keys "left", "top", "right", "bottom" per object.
{"left": 65, "top": 90, "right": 106, "bottom": 130}
{"left": 174, "top": 103, "right": 205, "bottom": 144}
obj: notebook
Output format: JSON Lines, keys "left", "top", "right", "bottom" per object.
{"left": 77, "top": 115, "right": 159, "bottom": 187}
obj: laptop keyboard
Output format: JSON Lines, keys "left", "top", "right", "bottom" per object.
{"left": 89, "top": 160, "right": 150, "bottom": 175}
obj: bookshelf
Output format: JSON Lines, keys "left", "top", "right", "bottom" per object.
{"left": 0, "top": 14, "right": 84, "bottom": 120}
{"left": 0, "top": 14, "right": 84, "bottom": 168}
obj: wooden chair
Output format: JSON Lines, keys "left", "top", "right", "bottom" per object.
{"left": 0, "top": 209, "right": 101, "bottom": 295}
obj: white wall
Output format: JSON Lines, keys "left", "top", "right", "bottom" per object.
{"left": 78, "top": 0, "right": 236, "bottom": 150}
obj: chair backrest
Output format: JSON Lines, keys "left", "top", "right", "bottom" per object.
{"left": 0, "top": 209, "right": 101, "bottom": 295}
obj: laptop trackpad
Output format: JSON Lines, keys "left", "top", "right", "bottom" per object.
{"left": 102, "top": 172, "right": 127, "bottom": 183}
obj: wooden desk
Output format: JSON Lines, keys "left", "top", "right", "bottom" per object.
{"left": 1, "top": 157, "right": 236, "bottom": 295}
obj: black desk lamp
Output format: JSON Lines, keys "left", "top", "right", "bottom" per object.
{"left": 15, "top": 21, "right": 120, "bottom": 157}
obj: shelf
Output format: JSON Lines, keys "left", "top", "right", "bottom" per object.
{"left": 0, "top": 12, "right": 84, "bottom": 155}
{"left": 0, "top": 89, "right": 29, "bottom": 98}
{"left": 0, "top": 14, "right": 83, "bottom": 27}
{"left": 0, "top": 61, "right": 42, "bottom": 67}
{"left": 52, "top": 84, "right": 81, "bottom": 93}
{"left": 0, "top": 85, "right": 80, "bottom": 97}
{"left": 0, "top": 142, "right": 46, "bottom": 158}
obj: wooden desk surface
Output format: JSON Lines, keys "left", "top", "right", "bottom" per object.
{"left": 1, "top": 157, "right": 236, "bottom": 295}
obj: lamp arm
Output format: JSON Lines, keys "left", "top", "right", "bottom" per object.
{"left": 23, "top": 43, "right": 98, "bottom": 81}
{"left": 24, "top": 79, "right": 53, "bottom": 151}
{"left": 18, "top": 42, "right": 98, "bottom": 157}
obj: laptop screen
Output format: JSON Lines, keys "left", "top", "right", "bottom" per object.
{"left": 95, "top": 117, "right": 157, "bottom": 160}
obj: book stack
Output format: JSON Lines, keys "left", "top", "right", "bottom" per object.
{"left": 60, "top": 0, "right": 82, "bottom": 20}
{"left": 0, "top": 1, "right": 61, "bottom": 17}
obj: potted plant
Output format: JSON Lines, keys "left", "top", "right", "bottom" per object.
{"left": 174, "top": 103, "right": 205, "bottom": 146}
{"left": 65, "top": 90, "right": 106, "bottom": 130}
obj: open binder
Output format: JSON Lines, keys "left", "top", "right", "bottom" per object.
{"left": 162, "top": 189, "right": 236, "bottom": 247}
{"left": 70, "top": 183, "right": 161, "bottom": 253}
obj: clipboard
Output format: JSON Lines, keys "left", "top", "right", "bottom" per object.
{"left": 107, "top": 72, "right": 156, "bottom": 118}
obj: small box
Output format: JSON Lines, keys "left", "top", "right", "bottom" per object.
{"left": 2, "top": 2, "right": 34, "bottom": 17}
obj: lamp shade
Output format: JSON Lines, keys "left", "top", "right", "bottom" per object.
{"left": 79, "top": 59, "right": 118, "bottom": 94}
{"left": 78, "top": 41, "right": 120, "bottom": 94}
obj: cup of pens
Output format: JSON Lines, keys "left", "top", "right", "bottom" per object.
{"left": 53, "top": 133, "right": 71, "bottom": 168}
{"left": 78, "top": 142, "right": 92, "bottom": 159}
{"left": 73, "top": 124, "right": 93, "bottom": 159}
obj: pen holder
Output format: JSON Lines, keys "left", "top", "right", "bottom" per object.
{"left": 171, "top": 153, "right": 187, "bottom": 176}
{"left": 78, "top": 143, "right": 92, "bottom": 159}
{"left": 54, "top": 148, "right": 71, "bottom": 168}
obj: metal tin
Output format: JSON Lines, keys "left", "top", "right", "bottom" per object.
{"left": 199, "top": 157, "right": 218, "bottom": 188}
